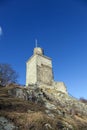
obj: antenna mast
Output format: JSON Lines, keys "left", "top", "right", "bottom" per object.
{"left": 35, "top": 39, "right": 38, "bottom": 48}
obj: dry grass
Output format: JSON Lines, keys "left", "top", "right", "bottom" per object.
{"left": 0, "top": 85, "right": 87, "bottom": 130}
{"left": 0, "top": 110, "right": 55, "bottom": 130}
{"left": 0, "top": 85, "right": 45, "bottom": 113}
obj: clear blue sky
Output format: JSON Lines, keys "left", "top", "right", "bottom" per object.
{"left": 0, "top": 0, "right": 87, "bottom": 99}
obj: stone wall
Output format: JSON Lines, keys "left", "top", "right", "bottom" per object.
{"left": 26, "top": 48, "right": 67, "bottom": 95}
{"left": 37, "top": 55, "right": 52, "bottom": 68}
{"left": 37, "top": 64, "right": 53, "bottom": 85}
{"left": 26, "top": 54, "right": 53, "bottom": 86}
{"left": 26, "top": 55, "right": 37, "bottom": 86}
{"left": 53, "top": 81, "right": 68, "bottom": 94}
{"left": 37, "top": 55, "right": 53, "bottom": 85}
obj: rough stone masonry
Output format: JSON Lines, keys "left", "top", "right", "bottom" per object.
{"left": 26, "top": 47, "right": 67, "bottom": 94}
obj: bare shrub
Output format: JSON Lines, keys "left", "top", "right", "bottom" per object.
{"left": 80, "top": 98, "right": 87, "bottom": 104}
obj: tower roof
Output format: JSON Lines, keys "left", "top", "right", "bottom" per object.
{"left": 34, "top": 47, "right": 44, "bottom": 55}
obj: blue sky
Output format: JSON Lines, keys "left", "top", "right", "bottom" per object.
{"left": 0, "top": 0, "right": 87, "bottom": 99}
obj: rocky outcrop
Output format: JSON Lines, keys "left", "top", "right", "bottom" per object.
{"left": 1, "top": 84, "right": 87, "bottom": 130}
{"left": 8, "top": 84, "right": 87, "bottom": 117}
{"left": 0, "top": 117, "right": 18, "bottom": 130}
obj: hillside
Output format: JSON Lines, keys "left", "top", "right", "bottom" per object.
{"left": 0, "top": 84, "right": 87, "bottom": 130}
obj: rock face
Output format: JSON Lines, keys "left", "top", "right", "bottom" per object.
{"left": 8, "top": 84, "right": 87, "bottom": 117}
{"left": 1, "top": 84, "right": 87, "bottom": 130}
{"left": 0, "top": 117, "right": 17, "bottom": 130}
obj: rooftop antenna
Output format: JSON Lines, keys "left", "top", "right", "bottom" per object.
{"left": 35, "top": 39, "right": 38, "bottom": 48}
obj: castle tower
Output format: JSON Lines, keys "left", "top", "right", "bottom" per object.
{"left": 26, "top": 47, "right": 53, "bottom": 86}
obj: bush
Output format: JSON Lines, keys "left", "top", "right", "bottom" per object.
{"left": 0, "top": 63, "right": 18, "bottom": 86}
{"left": 79, "top": 98, "right": 87, "bottom": 104}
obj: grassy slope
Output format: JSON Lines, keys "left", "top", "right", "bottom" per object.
{"left": 0, "top": 85, "right": 87, "bottom": 130}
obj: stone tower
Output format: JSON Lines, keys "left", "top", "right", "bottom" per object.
{"left": 26, "top": 47, "right": 53, "bottom": 86}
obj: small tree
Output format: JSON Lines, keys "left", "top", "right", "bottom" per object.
{"left": 0, "top": 63, "right": 18, "bottom": 86}
{"left": 80, "top": 97, "right": 87, "bottom": 104}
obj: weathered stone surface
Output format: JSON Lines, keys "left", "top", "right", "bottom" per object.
{"left": 0, "top": 117, "right": 17, "bottom": 130}
{"left": 26, "top": 55, "right": 37, "bottom": 85}
{"left": 34, "top": 47, "right": 44, "bottom": 55}
{"left": 7, "top": 84, "right": 87, "bottom": 117}
{"left": 44, "top": 123, "right": 53, "bottom": 129}
{"left": 26, "top": 47, "right": 67, "bottom": 94}
{"left": 53, "top": 81, "right": 68, "bottom": 94}
{"left": 37, "top": 64, "right": 53, "bottom": 85}
{"left": 45, "top": 102, "right": 57, "bottom": 110}
{"left": 26, "top": 53, "right": 53, "bottom": 86}
{"left": 8, "top": 87, "right": 27, "bottom": 100}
